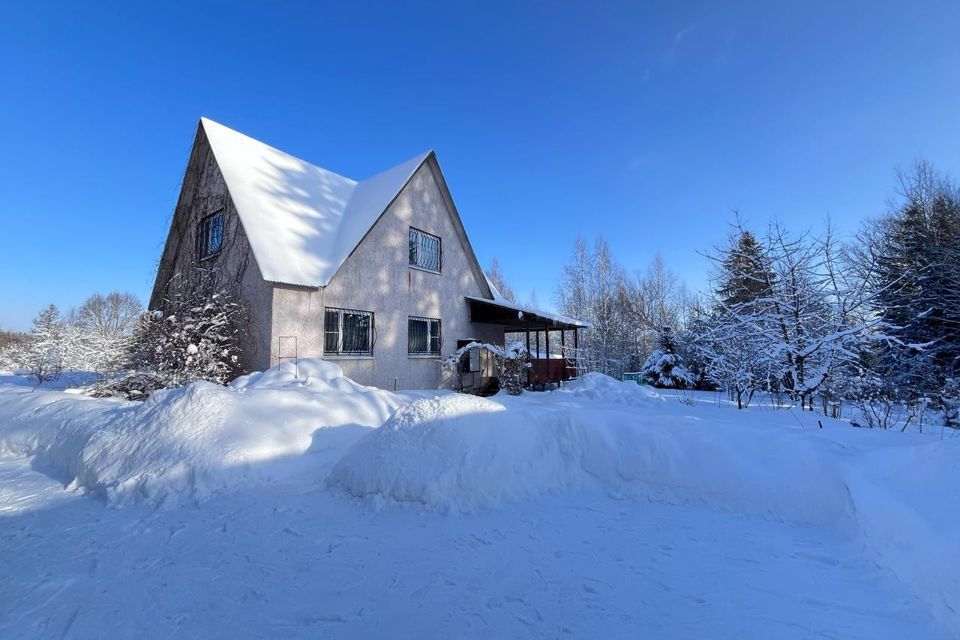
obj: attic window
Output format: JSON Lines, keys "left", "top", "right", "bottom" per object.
{"left": 408, "top": 316, "right": 441, "bottom": 355}
{"left": 197, "top": 211, "right": 224, "bottom": 260}
{"left": 409, "top": 227, "right": 442, "bottom": 272}
{"left": 324, "top": 308, "right": 374, "bottom": 356}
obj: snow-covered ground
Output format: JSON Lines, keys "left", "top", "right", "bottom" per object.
{"left": 1, "top": 363, "right": 957, "bottom": 638}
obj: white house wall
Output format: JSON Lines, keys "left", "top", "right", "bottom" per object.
{"left": 269, "top": 158, "right": 502, "bottom": 389}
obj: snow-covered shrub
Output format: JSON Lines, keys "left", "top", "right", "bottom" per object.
{"left": 939, "top": 378, "right": 960, "bottom": 429}
{"left": 100, "top": 273, "right": 246, "bottom": 398}
{"left": 440, "top": 341, "right": 529, "bottom": 395}
{"left": 499, "top": 342, "right": 530, "bottom": 395}
{"left": 0, "top": 329, "right": 28, "bottom": 372}
{"left": 639, "top": 327, "right": 692, "bottom": 389}
{"left": 0, "top": 341, "right": 24, "bottom": 374}
{"left": 136, "top": 296, "right": 242, "bottom": 385}
{"left": 842, "top": 373, "right": 908, "bottom": 429}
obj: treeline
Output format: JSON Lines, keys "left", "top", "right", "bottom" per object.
{"left": 5, "top": 160, "right": 960, "bottom": 423}
{"left": 554, "top": 161, "right": 960, "bottom": 426}
{"left": 1, "top": 293, "right": 143, "bottom": 383}
{"left": 0, "top": 272, "right": 244, "bottom": 397}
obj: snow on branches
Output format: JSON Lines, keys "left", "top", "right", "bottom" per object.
{"left": 441, "top": 341, "right": 530, "bottom": 395}
{"left": 104, "top": 271, "right": 245, "bottom": 398}
{"left": 694, "top": 219, "right": 898, "bottom": 410}
{"left": 639, "top": 327, "right": 693, "bottom": 389}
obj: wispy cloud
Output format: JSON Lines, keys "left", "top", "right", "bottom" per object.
{"left": 666, "top": 22, "right": 697, "bottom": 60}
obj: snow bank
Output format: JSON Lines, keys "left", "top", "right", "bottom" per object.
{"left": 328, "top": 390, "right": 853, "bottom": 528}
{"left": 230, "top": 359, "right": 345, "bottom": 389}
{"left": 552, "top": 372, "right": 665, "bottom": 407}
{"left": 2, "top": 366, "right": 957, "bottom": 633}
{"left": 845, "top": 441, "right": 960, "bottom": 634}
{"left": 326, "top": 376, "right": 959, "bottom": 634}
{"left": 0, "top": 360, "right": 409, "bottom": 506}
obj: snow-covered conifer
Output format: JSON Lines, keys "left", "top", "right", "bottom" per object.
{"left": 639, "top": 327, "right": 692, "bottom": 388}
{"left": 21, "top": 305, "right": 66, "bottom": 385}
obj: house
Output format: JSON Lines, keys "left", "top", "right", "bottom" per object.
{"left": 150, "top": 118, "right": 587, "bottom": 390}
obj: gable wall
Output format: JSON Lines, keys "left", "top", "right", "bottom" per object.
{"left": 270, "top": 158, "right": 502, "bottom": 389}
{"left": 150, "top": 126, "right": 274, "bottom": 372}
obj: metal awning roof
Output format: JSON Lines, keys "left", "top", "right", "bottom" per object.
{"left": 466, "top": 296, "right": 590, "bottom": 330}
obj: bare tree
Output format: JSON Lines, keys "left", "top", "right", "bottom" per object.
{"left": 68, "top": 292, "right": 143, "bottom": 374}
{"left": 557, "top": 236, "right": 633, "bottom": 377}
{"left": 75, "top": 292, "right": 142, "bottom": 339}
{"left": 485, "top": 257, "right": 517, "bottom": 302}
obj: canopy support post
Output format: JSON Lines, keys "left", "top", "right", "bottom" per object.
{"left": 560, "top": 329, "right": 566, "bottom": 382}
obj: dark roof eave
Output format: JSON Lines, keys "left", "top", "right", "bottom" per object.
{"left": 466, "top": 296, "right": 590, "bottom": 330}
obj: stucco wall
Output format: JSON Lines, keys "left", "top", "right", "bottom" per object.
{"left": 269, "top": 158, "right": 503, "bottom": 389}
{"left": 150, "top": 126, "right": 274, "bottom": 373}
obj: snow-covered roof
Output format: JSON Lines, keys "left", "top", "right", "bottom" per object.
{"left": 476, "top": 273, "right": 592, "bottom": 329}
{"left": 483, "top": 274, "right": 510, "bottom": 304}
{"left": 468, "top": 280, "right": 592, "bottom": 329}
{"left": 201, "top": 117, "right": 431, "bottom": 288}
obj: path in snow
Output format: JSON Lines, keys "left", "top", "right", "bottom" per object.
{"left": 0, "top": 454, "right": 947, "bottom": 639}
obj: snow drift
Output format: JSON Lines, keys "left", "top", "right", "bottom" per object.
{"left": 846, "top": 442, "right": 960, "bottom": 633}
{"left": 1, "top": 367, "right": 958, "bottom": 634}
{"left": 552, "top": 371, "right": 666, "bottom": 407}
{"left": 325, "top": 374, "right": 959, "bottom": 634}
{"left": 329, "top": 377, "right": 854, "bottom": 529}
{"left": 0, "top": 360, "right": 409, "bottom": 505}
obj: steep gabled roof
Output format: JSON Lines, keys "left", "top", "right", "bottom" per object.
{"left": 201, "top": 117, "right": 430, "bottom": 288}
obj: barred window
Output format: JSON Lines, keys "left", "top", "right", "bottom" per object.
{"left": 324, "top": 308, "right": 374, "bottom": 356}
{"left": 409, "top": 227, "right": 442, "bottom": 272}
{"left": 408, "top": 316, "right": 441, "bottom": 355}
{"left": 197, "top": 211, "right": 224, "bottom": 260}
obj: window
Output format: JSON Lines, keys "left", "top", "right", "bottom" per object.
{"left": 197, "top": 211, "right": 224, "bottom": 260}
{"left": 408, "top": 316, "right": 441, "bottom": 355}
{"left": 409, "top": 227, "right": 442, "bottom": 272}
{"left": 324, "top": 308, "right": 374, "bottom": 356}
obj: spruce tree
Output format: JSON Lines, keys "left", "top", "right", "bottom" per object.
{"left": 639, "top": 327, "right": 692, "bottom": 388}
{"left": 870, "top": 162, "right": 960, "bottom": 394}
{"left": 716, "top": 230, "right": 774, "bottom": 312}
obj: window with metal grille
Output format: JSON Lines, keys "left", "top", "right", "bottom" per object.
{"left": 408, "top": 316, "right": 441, "bottom": 355}
{"left": 324, "top": 308, "right": 374, "bottom": 356}
{"left": 197, "top": 211, "right": 224, "bottom": 260}
{"left": 409, "top": 227, "right": 442, "bottom": 272}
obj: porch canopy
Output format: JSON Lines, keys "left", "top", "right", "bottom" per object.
{"left": 465, "top": 296, "right": 590, "bottom": 331}
{"left": 466, "top": 296, "right": 590, "bottom": 385}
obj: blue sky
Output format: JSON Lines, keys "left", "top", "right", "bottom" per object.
{"left": 1, "top": 1, "right": 959, "bottom": 330}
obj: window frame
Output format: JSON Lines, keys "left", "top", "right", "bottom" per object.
{"left": 408, "top": 316, "right": 442, "bottom": 356}
{"left": 324, "top": 307, "right": 375, "bottom": 357}
{"left": 197, "top": 210, "right": 225, "bottom": 261}
{"left": 408, "top": 227, "right": 443, "bottom": 273}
